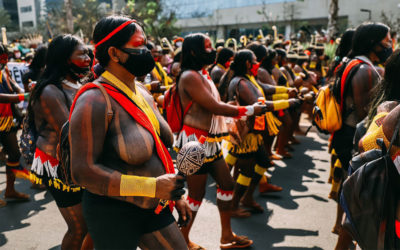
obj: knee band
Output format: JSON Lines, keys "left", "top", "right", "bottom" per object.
{"left": 254, "top": 164, "right": 267, "bottom": 176}
{"left": 217, "top": 188, "right": 233, "bottom": 201}
{"left": 225, "top": 153, "right": 237, "bottom": 166}
{"left": 186, "top": 196, "right": 202, "bottom": 211}
{"left": 6, "top": 161, "right": 20, "bottom": 168}
{"left": 275, "top": 86, "right": 288, "bottom": 93}
{"left": 237, "top": 174, "right": 251, "bottom": 186}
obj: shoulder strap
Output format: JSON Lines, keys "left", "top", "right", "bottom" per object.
{"left": 93, "top": 82, "right": 114, "bottom": 126}
{"left": 340, "top": 59, "right": 363, "bottom": 111}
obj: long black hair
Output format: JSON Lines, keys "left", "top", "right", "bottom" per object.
{"left": 209, "top": 47, "right": 234, "bottom": 72}
{"left": 29, "top": 45, "right": 47, "bottom": 71}
{"left": 246, "top": 42, "right": 267, "bottom": 62}
{"left": 326, "top": 29, "right": 355, "bottom": 79}
{"left": 260, "top": 49, "right": 276, "bottom": 73}
{"left": 180, "top": 33, "right": 207, "bottom": 72}
{"left": 367, "top": 49, "right": 400, "bottom": 125}
{"left": 30, "top": 35, "right": 82, "bottom": 104}
{"left": 218, "top": 49, "right": 254, "bottom": 100}
{"left": 93, "top": 15, "right": 137, "bottom": 67}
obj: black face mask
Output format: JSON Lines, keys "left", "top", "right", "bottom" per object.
{"left": 375, "top": 44, "right": 393, "bottom": 64}
{"left": 198, "top": 50, "right": 216, "bottom": 66}
{"left": 119, "top": 48, "right": 155, "bottom": 77}
{"left": 69, "top": 63, "right": 90, "bottom": 80}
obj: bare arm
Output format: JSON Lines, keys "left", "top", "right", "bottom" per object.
{"left": 181, "top": 70, "right": 240, "bottom": 117}
{"left": 0, "top": 93, "right": 25, "bottom": 103}
{"left": 40, "top": 85, "right": 70, "bottom": 134}
{"left": 352, "top": 65, "right": 377, "bottom": 122}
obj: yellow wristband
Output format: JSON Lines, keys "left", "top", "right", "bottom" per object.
{"left": 275, "top": 86, "right": 288, "bottom": 94}
{"left": 254, "top": 164, "right": 267, "bottom": 176}
{"left": 273, "top": 100, "right": 290, "bottom": 111}
{"left": 144, "top": 84, "right": 152, "bottom": 91}
{"left": 237, "top": 174, "right": 251, "bottom": 186}
{"left": 120, "top": 175, "right": 156, "bottom": 197}
{"left": 272, "top": 93, "right": 289, "bottom": 100}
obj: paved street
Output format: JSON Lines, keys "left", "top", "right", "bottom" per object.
{"left": 0, "top": 131, "right": 338, "bottom": 250}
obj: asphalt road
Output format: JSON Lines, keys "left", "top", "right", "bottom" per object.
{"left": 0, "top": 131, "right": 338, "bottom": 250}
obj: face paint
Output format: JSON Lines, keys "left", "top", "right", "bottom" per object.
{"left": 0, "top": 54, "right": 7, "bottom": 69}
{"left": 119, "top": 48, "right": 155, "bottom": 77}
{"left": 250, "top": 62, "right": 260, "bottom": 76}
{"left": 224, "top": 60, "right": 231, "bottom": 69}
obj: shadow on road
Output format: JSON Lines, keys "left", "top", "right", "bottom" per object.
{"left": 0, "top": 179, "right": 53, "bottom": 247}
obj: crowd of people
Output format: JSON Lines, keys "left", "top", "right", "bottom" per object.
{"left": 0, "top": 14, "right": 399, "bottom": 250}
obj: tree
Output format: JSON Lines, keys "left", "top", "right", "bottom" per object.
{"left": 74, "top": 0, "right": 111, "bottom": 39}
{"left": 327, "top": 0, "right": 339, "bottom": 40}
{"left": 64, "top": 0, "right": 74, "bottom": 33}
{"left": 0, "top": 8, "right": 12, "bottom": 28}
{"left": 122, "top": 0, "right": 180, "bottom": 40}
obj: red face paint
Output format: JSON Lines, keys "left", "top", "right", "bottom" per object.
{"left": 0, "top": 53, "right": 8, "bottom": 65}
{"left": 224, "top": 60, "right": 231, "bottom": 69}
{"left": 250, "top": 62, "right": 260, "bottom": 76}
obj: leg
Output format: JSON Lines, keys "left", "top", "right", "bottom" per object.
{"left": 332, "top": 203, "right": 344, "bottom": 234}
{"left": 231, "top": 157, "right": 253, "bottom": 217}
{"left": 1, "top": 131, "right": 29, "bottom": 200}
{"left": 208, "top": 158, "right": 253, "bottom": 247}
{"left": 276, "top": 112, "right": 293, "bottom": 158}
{"left": 58, "top": 203, "right": 88, "bottom": 250}
{"left": 180, "top": 174, "right": 208, "bottom": 249}
{"left": 335, "top": 220, "right": 353, "bottom": 250}
{"left": 139, "top": 222, "right": 187, "bottom": 250}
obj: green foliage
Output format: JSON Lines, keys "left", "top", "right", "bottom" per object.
{"left": 123, "top": 0, "right": 180, "bottom": 40}
{"left": 0, "top": 8, "right": 13, "bottom": 29}
{"left": 324, "top": 43, "right": 338, "bottom": 63}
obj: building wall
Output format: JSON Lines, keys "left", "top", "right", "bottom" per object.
{"left": 17, "top": 0, "right": 37, "bottom": 29}
{"left": 171, "top": 0, "right": 400, "bottom": 39}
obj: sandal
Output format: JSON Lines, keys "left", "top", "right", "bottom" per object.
{"left": 188, "top": 241, "right": 205, "bottom": 250}
{"left": 220, "top": 234, "right": 253, "bottom": 249}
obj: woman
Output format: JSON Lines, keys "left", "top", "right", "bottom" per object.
{"left": 22, "top": 45, "right": 47, "bottom": 92}
{"left": 0, "top": 43, "right": 30, "bottom": 207}
{"left": 29, "top": 35, "right": 91, "bottom": 249}
{"left": 69, "top": 16, "right": 189, "bottom": 249}
{"left": 210, "top": 47, "right": 234, "bottom": 87}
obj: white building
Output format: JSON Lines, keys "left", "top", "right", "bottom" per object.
{"left": 17, "top": 0, "right": 39, "bottom": 30}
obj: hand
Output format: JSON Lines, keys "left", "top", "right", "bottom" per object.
{"left": 155, "top": 174, "right": 185, "bottom": 200}
{"left": 252, "top": 103, "right": 267, "bottom": 116}
{"left": 289, "top": 98, "right": 302, "bottom": 108}
{"left": 288, "top": 88, "right": 298, "bottom": 98}
{"left": 150, "top": 81, "right": 161, "bottom": 91}
{"left": 303, "top": 93, "right": 315, "bottom": 103}
{"left": 300, "top": 87, "right": 309, "bottom": 95}
{"left": 175, "top": 198, "right": 192, "bottom": 227}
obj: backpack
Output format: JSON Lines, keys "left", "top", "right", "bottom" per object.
{"left": 57, "top": 83, "right": 113, "bottom": 187}
{"left": 313, "top": 59, "right": 363, "bottom": 133}
{"left": 341, "top": 119, "right": 400, "bottom": 249}
{"left": 163, "top": 83, "right": 192, "bottom": 133}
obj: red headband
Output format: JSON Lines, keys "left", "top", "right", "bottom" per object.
{"left": 92, "top": 19, "right": 137, "bottom": 77}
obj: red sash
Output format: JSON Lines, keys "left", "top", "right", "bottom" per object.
{"left": 69, "top": 83, "right": 175, "bottom": 175}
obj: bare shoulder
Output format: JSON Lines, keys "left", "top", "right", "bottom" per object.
{"left": 41, "top": 84, "right": 64, "bottom": 101}
{"left": 180, "top": 70, "right": 202, "bottom": 83}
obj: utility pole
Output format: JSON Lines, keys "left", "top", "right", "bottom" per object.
{"left": 327, "top": 0, "right": 339, "bottom": 40}
{"left": 64, "top": 0, "right": 73, "bottom": 33}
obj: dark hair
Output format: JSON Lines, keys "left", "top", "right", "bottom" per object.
{"left": 350, "top": 22, "right": 389, "bottom": 58}
{"left": 0, "top": 43, "right": 8, "bottom": 54}
{"left": 218, "top": 50, "right": 254, "bottom": 99}
{"left": 146, "top": 41, "right": 155, "bottom": 50}
{"left": 180, "top": 33, "right": 207, "bottom": 72}
{"left": 260, "top": 49, "right": 277, "bottom": 71}
{"left": 275, "top": 49, "right": 287, "bottom": 59}
{"left": 93, "top": 15, "right": 137, "bottom": 67}
{"left": 173, "top": 51, "right": 182, "bottom": 63}
{"left": 246, "top": 42, "right": 267, "bottom": 62}
{"left": 30, "top": 34, "right": 82, "bottom": 104}
{"left": 216, "top": 48, "right": 234, "bottom": 65}
{"left": 230, "top": 49, "right": 254, "bottom": 77}
{"left": 367, "top": 49, "right": 400, "bottom": 125}
{"left": 326, "top": 29, "right": 355, "bottom": 79}
{"left": 29, "top": 45, "right": 47, "bottom": 71}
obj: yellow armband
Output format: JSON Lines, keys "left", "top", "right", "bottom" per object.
{"left": 237, "top": 174, "right": 251, "bottom": 187}
{"left": 273, "top": 100, "right": 290, "bottom": 111}
{"left": 144, "top": 84, "right": 152, "bottom": 91}
{"left": 275, "top": 86, "right": 288, "bottom": 94}
{"left": 120, "top": 175, "right": 156, "bottom": 197}
{"left": 254, "top": 164, "right": 267, "bottom": 176}
{"left": 272, "top": 93, "right": 289, "bottom": 100}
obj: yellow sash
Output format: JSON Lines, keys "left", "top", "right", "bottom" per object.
{"left": 101, "top": 71, "right": 160, "bottom": 135}
{"left": 153, "top": 62, "right": 172, "bottom": 87}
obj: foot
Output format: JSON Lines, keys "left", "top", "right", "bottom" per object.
{"left": 4, "top": 190, "right": 30, "bottom": 201}
{"left": 241, "top": 198, "right": 264, "bottom": 213}
{"left": 220, "top": 233, "right": 253, "bottom": 249}
{"left": 328, "top": 191, "right": 338, "bottom": 201}
{"left": 269, "top": 160, "right": 275, "bottom": 166}
{"left": 276, "top": 150, "right": 292, "bottom": 159}
{"left": 332, "top": 224, "right": 342, "bottom": 235}
{"left": 31, "top": 182, "right": 46, "bottom": 190}
{"left": 270, "top": 153, "right": 282, "bottom": 161}
{"left": 188, "top": 241, "right": 205, "bottom": 250}
{"left": 0, "top": 198, "right": 6, "bottom": 208}
{"left": 259, "top": 183, "right": 283, "bottom": 193}
{"left": 231, "top": 208, "right": 251, "bottom": 218}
